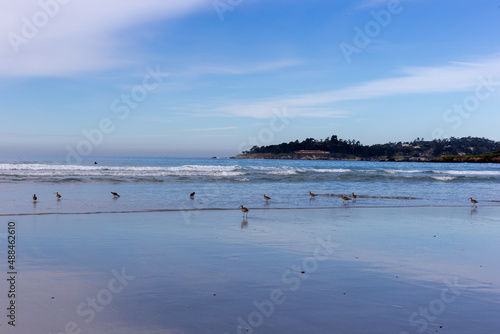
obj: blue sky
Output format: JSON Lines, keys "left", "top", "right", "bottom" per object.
{"left": 1, "top": 0, "right": 499, "bottom": 158}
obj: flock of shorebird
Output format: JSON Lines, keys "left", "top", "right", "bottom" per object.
{"left": 33, "top": 192, "right": 121, "bottom": 201}
{"left": 30, "top": 192, "right": 481, "bottom": 216}
{"left": 309, "top": 191, "right": 357, "bottom": 202}
{"left": 240, "top": 193, "right": 481, "bottom": 217}
{"left": 241, "top": 191, "right": 360, "bottom": 217}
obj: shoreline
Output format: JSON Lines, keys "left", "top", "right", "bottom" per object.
{"left": 2, "top": 204, "right": 500, "bottom": 216}
{"left": 232, "top": 154, "right": 500, "bottom": 163}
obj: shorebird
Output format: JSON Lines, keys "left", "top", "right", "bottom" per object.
{"left": 469, "top": 197, "right": 478, "bottom": 208}
{"left": 111, "top": 192, "right": 120, "bottom": 198}
{"left": 55, "top": 192, "right": 62, "bottom": 199}
{"left": 240, "top": 205, "right": 249, "bottom": 217}
{"left": 341, "top": 195, "right": 351, "bottom": 203}
{"left": 309, "top": 191, "right": 318, "bottom": 197}
{"left": 264, "top": 194, "right": 271, "bottom": 201}
{"left": 190, "top": 192, "right": 195, "bottom": 197}
{"left": 33, "top": 194, "right": 37, "bottom": 201}
{"left": 352, "top": 192, "right": 357, "bottom": 200}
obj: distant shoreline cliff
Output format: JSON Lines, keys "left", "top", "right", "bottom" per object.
{"left": 232, "top": 152, "right": 500, "bottom": 163}
{"left": 232, "top": 136, "right": 500, "bottom": 163}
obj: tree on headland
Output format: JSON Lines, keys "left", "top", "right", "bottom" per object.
{"left": 242, "top": 136, "right": 500, "bottom": 160}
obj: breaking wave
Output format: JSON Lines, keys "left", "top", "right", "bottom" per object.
{"left": 0, "top": 162, "right": 499, "bottom": 184}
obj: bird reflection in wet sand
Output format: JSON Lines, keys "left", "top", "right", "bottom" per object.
{"left": 241, "top": 218, "right": 248, "bottom": 229}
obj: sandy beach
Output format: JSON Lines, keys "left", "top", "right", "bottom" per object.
{"left": 1, "top": 206, "right": 499, "bottom": 333}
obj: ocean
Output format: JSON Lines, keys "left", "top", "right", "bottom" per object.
{"left": 2, "top": 156, "right": 500, "bottom": 334}
{"left": 1, "top": 156, "right": 499, "bottom": 215}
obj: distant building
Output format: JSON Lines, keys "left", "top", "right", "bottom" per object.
{"left": 294, "top": 150, "right": 330, "bottom": 154}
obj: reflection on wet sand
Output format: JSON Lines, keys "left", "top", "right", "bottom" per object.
{"left": 8, "top": 207, "right": 500, "bottom": 334}
{"left": 241, "top": 218, "right": 248, "bottom": 229}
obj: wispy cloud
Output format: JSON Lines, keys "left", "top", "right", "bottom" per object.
{"left": 189, "top": 126, "right": 237, "bottom": 131}
{"left": 0, "top": 0, "right": 212, "bottom": 77}
{"left": 216, "top": 55, "right": 500, "bottom": 118}
{"left": 184, "top": 59, "right": 302, "bottom": 76}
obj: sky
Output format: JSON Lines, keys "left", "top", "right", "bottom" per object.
{"left": 1, "top": 0, "right": 499, "bottom": 158}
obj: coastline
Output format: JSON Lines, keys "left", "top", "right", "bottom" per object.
{"left": 4, "top": 203, "right": 500, "bottom": 217}
{"left": 232, "top": 153, "right": 500, "bottom": 163}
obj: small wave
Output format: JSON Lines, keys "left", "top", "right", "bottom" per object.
{"left": 0, "top": 164, "right": 246, "bottom": 179}
{"left": 384, "top": 169, "right": 424, "bottom": 174}
{"left": 249, "top": 166, "right": 351, "bottom": 175}
{"left": 433, "top": 170, "right": 500, "bottom": 176}
{"left": 266, "top": 170, "right": 298, "bottom": 175}
{"left": 309, "top": 168, "right": 352, "bottom": 173}
{"left": 431, "top": 176, "right": 456, "bottom": 181}
{"left": 248, "top": 166, "right": 302, "bottom": 175}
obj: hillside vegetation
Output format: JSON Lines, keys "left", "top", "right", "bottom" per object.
{"left": 235, "top": 136, "right": 500, "bottom": 162}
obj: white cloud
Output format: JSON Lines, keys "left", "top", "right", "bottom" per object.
{"left": 217, "top": 55, "right": 500, "bottom": 118}
{"left": 0, "top": 0, "right": 211, "bottom": 77}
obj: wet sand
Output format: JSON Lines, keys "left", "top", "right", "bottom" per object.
{"left": 1, "top": 206, "right": 500, "bottom": 333}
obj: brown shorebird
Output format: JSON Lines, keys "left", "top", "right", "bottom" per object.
{"left": 33, "top": 194, "right": 37, "bottom": 201}
{"left": 111, "top": 192, "right": 120, "bottom": 198}
{"left": 309, "top": 191, "right": 317, "bottom": 197}
{"left": 352, "top": 192, "right": 357, "bottom": 200}
{"left": 264, "top": 194, "right": 271, "bottom": 201}
{"left": 240, "top": 205, "right": 249, "bottom": 217}
{"left": 190, "top": 192, "right": 195, "bottom": 197}
{"left": 341, "top": 195, "right": 351, "bottom": 203}
{"left": 469, "top": 197, "right": 478, "bottom": 208}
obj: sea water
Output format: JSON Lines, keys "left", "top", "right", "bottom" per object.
{"left": 0, "top": 156, "right": 499, "bottom": 215}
